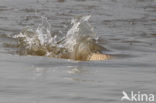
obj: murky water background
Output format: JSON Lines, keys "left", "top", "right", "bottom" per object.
{"left": 0, "top": 0, "right": 156, "bottom": 103}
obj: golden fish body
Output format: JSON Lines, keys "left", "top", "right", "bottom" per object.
{"left": 88, "top": 53, "right": 111, "bottom": 61}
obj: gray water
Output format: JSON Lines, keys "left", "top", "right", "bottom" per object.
{"left": 0, "top": 0, "right": 156, "bottom": 103}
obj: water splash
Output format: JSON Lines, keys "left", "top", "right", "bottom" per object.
{"left": 36, "top": 17, "right": 52, "bottom": 46}
{"left": 14, "top": 16, "right": 65, "bottom": 57}
{"left": 64, "top": 15, "right": 96, "bottom": 52}
{"left": 14, "top": 15, "right": 109, "bottom": 61}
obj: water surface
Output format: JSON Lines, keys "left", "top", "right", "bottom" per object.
{"left": 0, "top": 0, "right": 156, "bottom": 103}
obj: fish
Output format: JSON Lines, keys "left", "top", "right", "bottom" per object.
{"left": 88, "top": 53, "right": 111, "bottom": 61}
